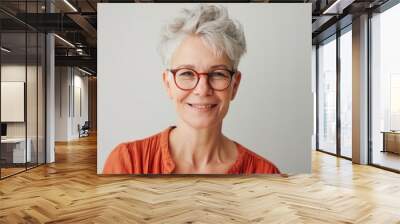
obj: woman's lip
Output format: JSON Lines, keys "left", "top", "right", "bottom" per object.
{"left": 187, "top": 103, "right": 218, "bottom": 109}
{"left": 187, "top": 103, "right": 218, "bottom": 105}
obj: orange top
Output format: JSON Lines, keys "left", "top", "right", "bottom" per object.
{"left": 103, "top": 127, "right": 280, "bottom": 174}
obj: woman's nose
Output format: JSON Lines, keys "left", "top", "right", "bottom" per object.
{"left": 193, "top": 74, "right": 213, "bottom": 96}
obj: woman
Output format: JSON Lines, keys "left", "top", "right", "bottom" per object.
{"left": 103, "top": 4, "right": 280, "bottom": 174}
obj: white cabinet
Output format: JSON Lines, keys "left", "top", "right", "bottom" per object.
{"left": 1, "top": 138, "right": 32, "bottom": 163}
{"left": 1, "top": 82, "right": 25, "bottom": 122}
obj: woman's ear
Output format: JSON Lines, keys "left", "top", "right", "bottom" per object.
{"left": 162, "top": 70, "right": 173, "bottom": 99}
{"left": 231, "top": 71, "right": 241, "bottom": 101}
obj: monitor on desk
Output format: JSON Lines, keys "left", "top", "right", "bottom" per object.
{"left": 1, "top": 123, "right": 7, "bottom": 138}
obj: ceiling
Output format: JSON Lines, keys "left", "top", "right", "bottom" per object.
{"left": 0, "top": 0, "right": 393, "bottom": 75}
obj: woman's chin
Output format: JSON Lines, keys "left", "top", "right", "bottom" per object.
{"left": 182, "top": 119, "right": 220, "bottom": 130}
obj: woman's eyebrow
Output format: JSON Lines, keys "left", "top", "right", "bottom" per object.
{"left": 209, "top": 64, "right": 230, "bottom": 69}
{"left": 174, "top": 64, "right": 230, "bottom": 70}
{"left": 175, "top": 64, "right": 195, "bottom": 69}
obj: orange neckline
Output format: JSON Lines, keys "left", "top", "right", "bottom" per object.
{"left": 159, "top": 126, "right": 245, "bottom": 174}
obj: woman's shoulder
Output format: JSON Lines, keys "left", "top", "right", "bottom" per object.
{"left": 112, "top": 127, "right": 171, "bottom": 157}
{"left": 119, "top": 130, "right": 166, "bottom": 150}
{"left": 235, "top": 143, "right": 280, "bottom": 174}
{"left": 103, "top": 127, "right": 171, "bottom": 174}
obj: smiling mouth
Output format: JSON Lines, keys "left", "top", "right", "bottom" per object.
{"left": 187, "top": 103, "right": 218, "bottom": 110}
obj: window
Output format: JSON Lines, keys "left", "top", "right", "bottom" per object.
{"left": 339, "top": 28, "right": 352, "bottom": 158}
{"left": 318, "top": 36, "right": 337, "bottom": 154}
{"left": 371, "top": 3, "right": 400, "bottom": 171}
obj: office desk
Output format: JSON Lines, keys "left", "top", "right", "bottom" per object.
{"left": 382, "top": 131, "right": 400, "bottom": 154}
{"left": 1, "top": 138, "right": 32, "bottom": 163}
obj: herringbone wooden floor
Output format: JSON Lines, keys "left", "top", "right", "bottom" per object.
{"left": 1, "top": 135, "right": 400, "bottom": 223}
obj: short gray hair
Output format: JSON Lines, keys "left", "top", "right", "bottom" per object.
{"left": 158, "top": 4, "right": 247, "bottom": 70}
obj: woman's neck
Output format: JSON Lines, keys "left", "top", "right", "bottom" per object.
{"left": 170, "top": 122, "right": 228, "bottom": 168}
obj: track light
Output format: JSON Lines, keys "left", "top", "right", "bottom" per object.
{"left": 63, "top": 0, "right": 78, "bottom": 12}
{"left": 322, "top": 0, "right": 354, "bottom": 15}
{"left": 54, "top": 34, "right": 75, "bottom": 48}
{"left": 1, "top": 47, "right": 11, "bottom": 53}
{"left": 78, "top": 67, "right": 93, "bottom": 76}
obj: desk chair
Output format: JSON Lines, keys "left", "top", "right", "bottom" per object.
{"left": 79, "top": 121, "right": 90, "bottom": 138}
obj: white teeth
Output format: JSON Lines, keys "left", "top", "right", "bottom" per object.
{"left": 189, "top": 104, "right": 215, "bottom": 109}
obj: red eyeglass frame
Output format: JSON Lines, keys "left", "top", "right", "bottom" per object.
{"left": 167, "top": 67, "right": 236, "bottom": 91}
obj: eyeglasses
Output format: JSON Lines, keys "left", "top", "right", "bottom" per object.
{"left": 168, "top": 67, "right": 236, "bottom": 91}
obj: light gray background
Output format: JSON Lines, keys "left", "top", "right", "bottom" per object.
{"left": 97, "top": 3, "right": 312, "bottom": 174}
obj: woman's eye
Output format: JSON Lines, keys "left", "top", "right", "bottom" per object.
{"left": 209, "top": 71, "right": 229, "bottom": 79}
{"left": 178, "top": 71, "right": 195, "bottom": 79}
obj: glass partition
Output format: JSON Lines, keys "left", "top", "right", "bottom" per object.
{"left": 0, "top": 1, "right": 46, "bottom": 179}
{"left": 1, "top": 31, "right": 28, "bottom": 177}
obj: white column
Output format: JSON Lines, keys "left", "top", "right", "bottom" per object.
{"left": 352, "top": 14, "right": 369, "bottom": 164}
{"left": 46, "top": 33, "right": 55, "bottom": 163}
{"left": 45, "top": 1, "right": 55, "bottom": 163}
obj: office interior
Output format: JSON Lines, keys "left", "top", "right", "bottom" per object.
{"left": 0, "top": 0, "right": 399, "bottom": 222}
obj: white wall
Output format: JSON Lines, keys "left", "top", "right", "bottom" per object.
{"left": 55, "top": 67, "right": 69, "bottom": 141}
{"left": 98, "top": 3, "right": 313, "bottom": 174}
{"left": 55, "top": 67, "right": 89, "bottom": 141}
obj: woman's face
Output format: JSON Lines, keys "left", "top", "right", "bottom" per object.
{"left": 163, "top": 35, "right": 241, "bottom": 129}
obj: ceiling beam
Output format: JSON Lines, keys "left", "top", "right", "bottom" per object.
{"left": 55, "top": 55, "right": 96, "bottom": 69}
{"left": 67, "top": 13, "right": 97, "bottom": 39}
